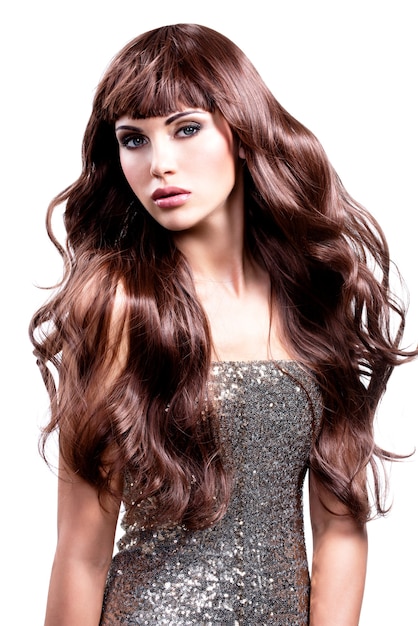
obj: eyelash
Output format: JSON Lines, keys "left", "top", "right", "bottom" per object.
{"left": 177, "top": 122, "right": 201, "bottom": 137}
{"left": 120, "top": 135, "right": 146, "bottom": 149}
{"left": 119, "top": 122, "right": 202, "bottom": 150}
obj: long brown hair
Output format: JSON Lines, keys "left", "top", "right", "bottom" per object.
{"left": 30, "top": 23, "right": 415, "bottom": 529}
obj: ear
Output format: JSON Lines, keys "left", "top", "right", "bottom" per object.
{"left": 238, "top": 145, "right": 246, "bottom": 159}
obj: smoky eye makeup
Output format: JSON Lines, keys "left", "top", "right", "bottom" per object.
{"left": 115, "top": 126, "right": 147, "bottom": 149}
{"left": 175, "top": 122, "right": 202, "bottom": 137}
{"left": 114, "top": 110, "right": 209, "bottom": 148}
{"left": 120, "top": 134, "right": 147, "bottom": 149}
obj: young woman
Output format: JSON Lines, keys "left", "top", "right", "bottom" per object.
{"left": 30, "top": 23, "right": 415, "bottom": 625}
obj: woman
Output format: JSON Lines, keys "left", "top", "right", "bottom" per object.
{"left": 30, "top": 23, "right": 415, "bottom": 625}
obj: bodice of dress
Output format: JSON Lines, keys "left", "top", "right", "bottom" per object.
{"left": 102, "top": 360, "right": 322, "bottom": 625}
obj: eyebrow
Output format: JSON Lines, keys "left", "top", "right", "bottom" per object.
{"left": 115, "top": 110, "right": 206, "bottom": 132}
{"left": 165, "top": 110, "right": 206, "bottom": 125}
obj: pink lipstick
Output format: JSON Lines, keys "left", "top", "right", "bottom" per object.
{"left": 152, "top": 187, "right": 191, "bottom": 209}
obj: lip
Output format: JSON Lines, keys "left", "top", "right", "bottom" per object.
{"left": 152, "top": 186, "right": 191, "bottom": 209}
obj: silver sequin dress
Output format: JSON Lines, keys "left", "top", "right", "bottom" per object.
{"left": 100, "top": 360, "right": 322, "bottom": 625}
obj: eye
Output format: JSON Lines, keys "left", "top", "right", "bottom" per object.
{"left": 176, "top": 123, "right": 201, "bottom": 138}
{"left": 119, "top": 134, "right": 147, "bottom": 149}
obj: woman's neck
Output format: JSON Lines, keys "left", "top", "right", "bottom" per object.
{"left": 173, "top": 202, "right": 248, "bottom": 295}
{"left": 174, "top": 216, "right": 292, "bottom": 362}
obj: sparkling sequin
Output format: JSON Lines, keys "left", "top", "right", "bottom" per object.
{"left": 101, "top": 361, "right": 322, "bottom": 625}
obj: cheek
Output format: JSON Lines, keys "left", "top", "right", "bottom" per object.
{"left": 198, "top": 140, "right": 236, "bottom": 181}
{"left": 120, "top": 155, "right": 146, "bottom": 191}
{"left": 214, "top": 146, "right": 237, "bottom": 187}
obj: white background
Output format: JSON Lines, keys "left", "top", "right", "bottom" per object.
{"left": 1, "top": 1, "right": 416, "bottom": 623}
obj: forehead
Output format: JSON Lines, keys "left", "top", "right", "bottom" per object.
{"left": 115, "top": 109, "right": 210, "bottom": 127}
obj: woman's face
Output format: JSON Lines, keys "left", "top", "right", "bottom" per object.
{"left": 115, "top": 109, "right": 244, "bottom": 233}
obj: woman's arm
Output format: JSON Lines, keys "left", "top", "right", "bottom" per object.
{"left": 44, "top": 457, "right": 121, "bottom": 626}
{"left": 309, "top": 472, "right": 368, "bottom": 626}
{"left": 44, "top": 281, "right": 128, "bottom": 625}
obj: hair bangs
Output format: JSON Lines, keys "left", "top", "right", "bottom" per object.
{"left": 101, "top": 48, "right": 216, "bottom": 122}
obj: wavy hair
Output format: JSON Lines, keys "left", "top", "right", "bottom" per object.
{"left": 30, "top": 23, "right": 415, "bottom": 528}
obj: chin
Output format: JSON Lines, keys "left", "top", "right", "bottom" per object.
{"left": 158, "top": 218, "right": 201, "bottom": 233}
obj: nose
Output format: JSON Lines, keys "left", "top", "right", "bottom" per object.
{"left": 150, "top": 139, "right": 176, "bottom": 178}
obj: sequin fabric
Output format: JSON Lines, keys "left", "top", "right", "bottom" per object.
{"left": 101, "top": 361, "right": 322, "bottom": 625}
